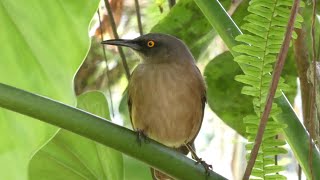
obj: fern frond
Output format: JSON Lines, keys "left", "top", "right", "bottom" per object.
{"left": 232, "top": 0, "right": 304, "bottom": 179}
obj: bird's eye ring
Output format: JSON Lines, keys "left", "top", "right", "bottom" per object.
{"left": 147, "top": 40, "right": 155, "bottom": 48}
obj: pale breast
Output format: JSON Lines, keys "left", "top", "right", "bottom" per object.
{"left": 128, "top": 62, "right": 205, "bottom": 147}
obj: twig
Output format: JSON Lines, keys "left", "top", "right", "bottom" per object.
{"left": 97, "top": 9, "right": 115, "bottom": 118}
{"left": 317, "top": 34, "right": 320, "bottom": 60}
{"left": 168, "top": 0, "right": 176, "bottom": 9}
{"left": 275, "top": 135, "right": 278, "bottom": 166}
{"left": 103, "top": 0, "right": 130, "bottom": 79}
{"left": 294, "top": 28, "right": 311, "bottom": 124}
{"left": 310, "top": 0, "right": 317, "bottom": 136}
{"left": 242, "top": 0, "right": 301, "bottom": 179}
{"left": 134, "top": 0, "right": 143, "bottom": 35}
{"left": 308, "top": 0, "right": 317, "bottom": 179}
{"left": 298, "top": 165, "right": 302, "bottom": 180}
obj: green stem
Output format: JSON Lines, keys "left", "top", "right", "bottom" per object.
{"left": 275, "top": 95, "right": 320, "bottom": 180}
{"left": 194, "top": 0, "right": 320, "bottom": 179}
{"left": 193, "top": 0, "right": 241, "bottom": 57}
{"left": 0, "top": 83, "right": 226, "bottom": 180}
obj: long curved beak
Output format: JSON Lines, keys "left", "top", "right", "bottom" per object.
{"left": 101, "top": 39, "right": 141, "bottom": 50}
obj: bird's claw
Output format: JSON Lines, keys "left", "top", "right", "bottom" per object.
{"left": 195, "top": 158, "right": 212, "bottom": 176}
{"left": 136, "top": 129, "right": 149, "bottom": 146}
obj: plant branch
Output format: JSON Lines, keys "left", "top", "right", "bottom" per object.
{"left": 0, "top": 83, "right": 226, "bottom": 180}
{"left": 310, "top": 0, "right": 317, "bottom": 139}
{"left": 243, "top": 0, "right": 301, "bottom": 179}
{"left": 97, "top": 9, "right": 115, "bottom": 117}
{"left": 294, "top": 27, "right": 311, "bottom": 125}
{"left": 103, "top": 0, "right": 130, "bottom": 79}
{"left": 308, "top": 0, "right": 317, "bottom": 178}
{"left": 134, "top": 0, "right": 143, "bottom": 35}
{"left": 194, "top": 0, "right": 320, "bottom": 179}
{"left": 168, "top": 0, "right": 176, "bottom": 9}
{"left": 274, "top": 95, "right": 320, "bottom": 180}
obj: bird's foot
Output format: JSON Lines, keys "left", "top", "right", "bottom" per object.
{"left": 136, "top": 129, "right": 149, "bottom": 146}
{"left": 185, "top": 143, "right": 212, "bottom": 177}
{"left": 195, "top": 158, "right": 212, "bottom": 176}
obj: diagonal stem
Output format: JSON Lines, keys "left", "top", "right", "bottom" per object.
{"left": 242, "top": 0, "right": 301, "bottom": 179}
{"left": 168, "top": 0, "right": 176, "bottom": 9}
{"left": 308, "top": 0, "right": 317, "bottom": 179}
{"left": 0, "top": 83, "right": 226, "bottom": 180}
{"left": 97, "top": 9, "right": 115, "bottom": 117}
{"left": 103, "top": 0, "right": 130, "bottom": 79}
{"left": 294, "top": 27, "right": 311, "bottom": 126}
{"left": 134, "top": 0, "right": 143, "bottom": 35}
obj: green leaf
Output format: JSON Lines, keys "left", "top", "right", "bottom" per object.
{"left": 0, "top": 0, "right": 99, "bottom": 179}
{"left": 204, "top": 51, "right": 252, "bottom": 136}
{"left": 29, "top": 91, "right": 123, "bottom": 180}
{"left": 77, "top": 91, "right": 111, "bottom": 120}
{"left": 123, "top": 155, "right": 151, "bottom": 180}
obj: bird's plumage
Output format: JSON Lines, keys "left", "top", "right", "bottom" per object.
{"left": 103, "top": 33, "right": 206, "bottom": 180}
{"left": 128, "top": 61, "right": 206, "bottom": 147}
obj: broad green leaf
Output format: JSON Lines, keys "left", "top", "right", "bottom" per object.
{"left": 0, "top": 0, "right": 99, "bottom": 179}
{"left": 29, "top": 91, "right": 123, "bottom": 180}
{"left": 204, "top": 51, "right": 252, "bottom": 136}
{"left": 124, "top": 155, "right": 151, "bottom": 180}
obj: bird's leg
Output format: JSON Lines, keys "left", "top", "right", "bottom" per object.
{"left": 136, "top": 129, "right": 149, "bottom": 146}
{"left": 185, "top": 143, "right": 212, "bottom": 176}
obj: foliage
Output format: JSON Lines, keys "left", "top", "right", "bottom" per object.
{"left": 204, "top": 52, "right": 252, "bottom": 136}
{"left": 0, "top": 0, "right": 319, "bottom": 179}
{"left": 232, "top": 0, "right": 304, "bottom": 178}
{"left": 29, "top": 91, "right": 123, "bottom": 180}
{"left": 0, "top": 0, "right": 99, "bottom": 179}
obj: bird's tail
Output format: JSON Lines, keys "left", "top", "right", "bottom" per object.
{"left": 151, "top": 168, "right": 173, "bottom": 180}
{"left": 150, "top": 144, "right": 193, "bottom": 180}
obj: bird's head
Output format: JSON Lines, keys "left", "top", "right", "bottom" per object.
{"left": 102, "top": 33, "right": 193, "bottom": 64}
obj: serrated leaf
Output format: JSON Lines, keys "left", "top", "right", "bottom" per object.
{"left": 242, "top": 23, "right": 268, "bottom": 38}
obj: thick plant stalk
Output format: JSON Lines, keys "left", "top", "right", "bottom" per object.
{"left": 0, "top": 83, "right": 226, "bottom": 180}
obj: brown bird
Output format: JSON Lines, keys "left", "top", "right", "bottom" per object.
{"left": 102, "top": 33, "right": 208, "bottom": 180}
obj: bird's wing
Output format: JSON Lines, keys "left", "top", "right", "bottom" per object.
{"left": 127, "top": 87, "right": 135, "bottom": 130}
{"left": 184, "top": 94, "right": 206, "bottom": 152}
{"left": 190, "top": 66, "right": 207, "bottom": 144}
{"left": 182, "top": 65, "right": 207, "bottom": 156}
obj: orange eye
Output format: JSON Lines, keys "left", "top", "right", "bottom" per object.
{"left": 147, "top": 40, "right": 155, "bottom": 47}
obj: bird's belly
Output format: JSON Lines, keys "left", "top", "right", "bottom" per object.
{"left": 129, "top": 64, "right": 203, "bottom": 148}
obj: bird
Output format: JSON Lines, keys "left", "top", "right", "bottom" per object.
{"left": 102, "top": 33, "right": 209, "bottom": 180}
